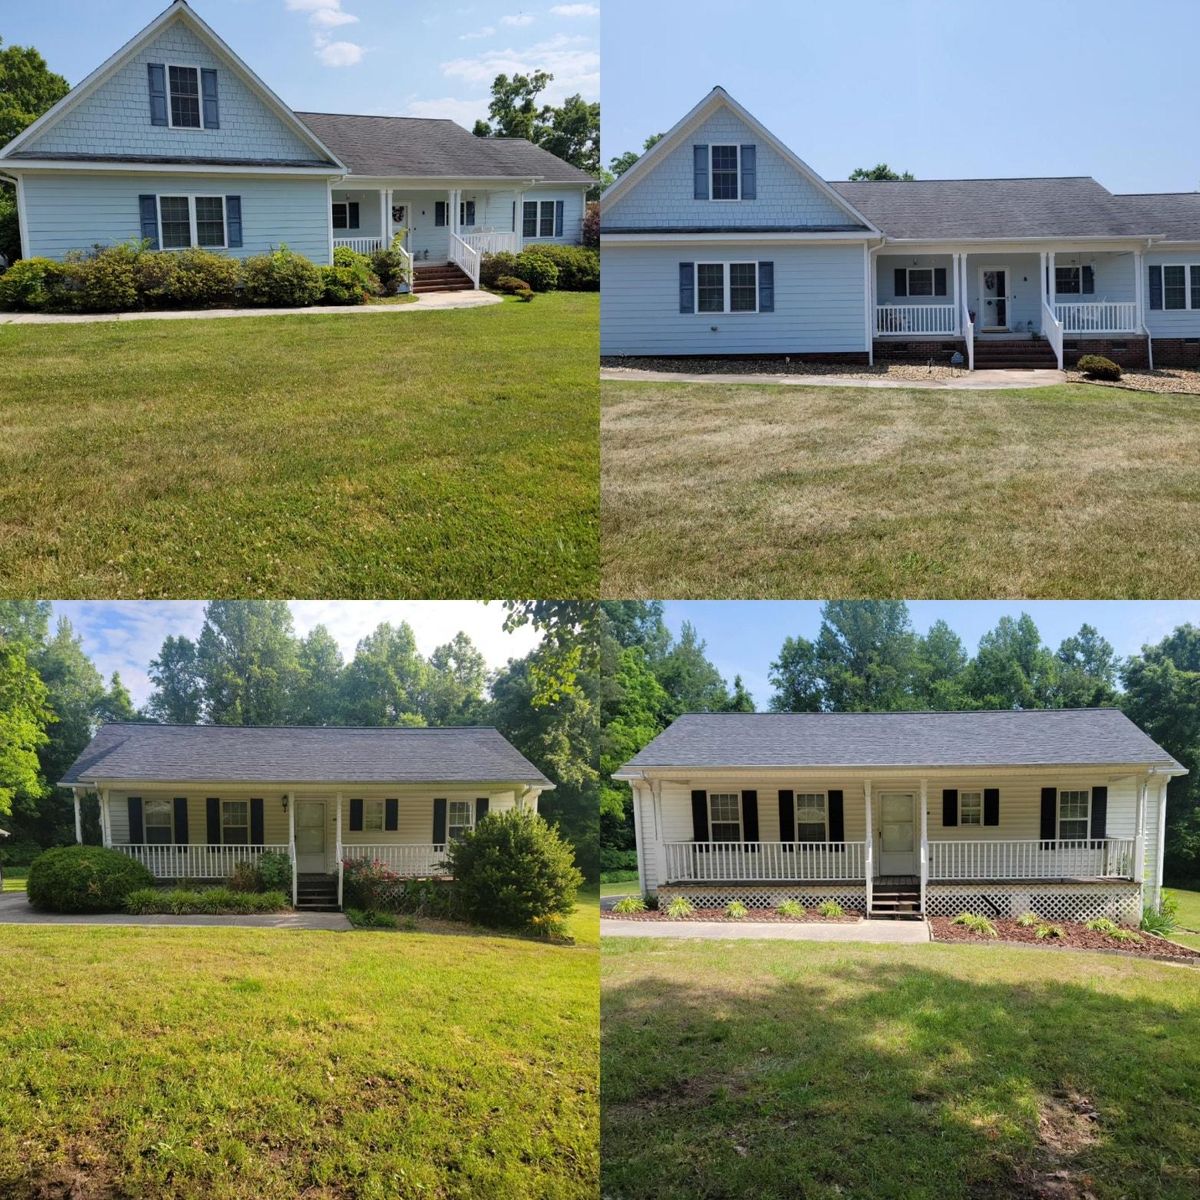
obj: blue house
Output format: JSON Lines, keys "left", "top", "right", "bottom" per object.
{"left": 0, "top": 0, "right": 592, "bottom": 290}
{"left": 601, "top": 87, "right": 1200, "bottom": 368}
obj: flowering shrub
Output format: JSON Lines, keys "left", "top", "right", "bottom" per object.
{"left": 340, "top": 857, "right": 455, "bottom": 917}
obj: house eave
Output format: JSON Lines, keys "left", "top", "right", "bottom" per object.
{"left": 62, "top": 776, "right": 551, "bottom": 792}
{"left": 3, "top": 159, "right": 343, "bottom": 177}
{"left": 614, "top": 761, "right": 1184, "bottom": 781}
{"left": 602, "top": 231, "right": 878, "bottom": 245}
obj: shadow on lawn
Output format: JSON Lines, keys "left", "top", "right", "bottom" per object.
{"left": 600, "top": 956, "right": 1200, "bottom": 1200}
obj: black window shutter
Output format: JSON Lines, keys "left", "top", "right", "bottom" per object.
{"left": 201, "top": 68, "right": 220, "bottom": 128}
{"left": 250, "top": 798, "right": 264, "bottom": 846}
{"left": 1090, "top": 786, "right": 1107, "bottom": 840}
{"left": 348, "top": 201, "right": 359, "bottom": 228}
{"left": 741, "top": 790, "right": 759, "bottom": 844}
{"left": 942, "top": 788, "right": 958, "bottom": 827}
{"left": 147, "top": 63, "right": 168, "bottom": 126}
{"left": 206, "top": 797, "right": 221, "bottom": 844}
{"left": 1149, "top": 264, "right": 1163, "bottom": 310}
{"left": 385, "top": 798, "right": 398, "bottom": 831}
{"left": 523, "top": 201, "right": 537, "bottom": 237}
{"left": 173, "top": 797, "right": 189, "bottom": 845}
{"left": 128, "top": 797, "right": 144, "bottom": 843}
{"left": 225, "top": 196, "right": 242, "bottom": 248}
{"left": 693, "top": 145, "right": 709, "bottom": 199}
{"left": 778, "top": 789, "right": 795, "bottom": 843}
{"left": 435, "top": 201, "right": 447, "bottom": 227}
{"left": 139, "top": 195, "right": 160, "bottom": 248}
{"left": 1081, "top": 264, "right": 1094, "bottom": 294}
{"left": 466, "top": 200, "right": 476, "bottom": 226}
{"left": 690, "top": 789, "right": 709, "bottom": 842}
{"left": 894, "top": 268, "right": 907, "bottom": 297}
{"left": 740, "top": 144, "right": 756, "bottom": 199}
{"left": 983, "top": 788, "right": 1000, "bottom": 827}
{"left": 1191, "top": 266, "right": 1200, "bottom": 310}
{"left": 679, "top": 262, "right": 695, "bottom": 313}
{"left": 1040, "top": 787, "right": 1057, "bottom": 842}
{"left": 475, "top": 797, "right": 489, "bottom": 823}
{"left": 349, "top": 797, "right": 363, "bottom": 831}
{"left": 758, "top": 261, "right": 774, "bottom": 312}
{"left": 934, "top": 267, "right": 947, "bottom": 296}
{"left": 433, "top": 798, "right": 447, "bottom": 844}
{"left": 828, "top": 790, "right": 845, "bottom": 843}
{"left": 554, "top": 200, "right": 564, "bottom": 237}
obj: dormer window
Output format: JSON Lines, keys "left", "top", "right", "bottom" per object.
{"left": 710, "top": 145, "right": 740, "bottom": 200}
{"left": 169, "top": 66, "right": 202, "bottom": 128}
{"left": 693, "top": 143, "right": 755, "bottom": 201}
{"left": 148, "top": 63, "right": 219, "bottom": 129}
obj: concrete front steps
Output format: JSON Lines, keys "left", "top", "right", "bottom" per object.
{"left": 413, "top": 263, "right": 475, "bottom": 294}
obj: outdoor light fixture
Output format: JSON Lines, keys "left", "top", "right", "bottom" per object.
{"left": 281, "top": 796, "right": 289, "bottom": 812}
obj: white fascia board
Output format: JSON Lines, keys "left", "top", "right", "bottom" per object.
{"left": 614, "top": 761, "right": 1177, "bottom": 780}
{"left": 5, "top": 162, "right": 343, "bottom": 177}
{"left": 600, "top": 85, "right": 880, "bottom": 235}
{"left": 602, "top": 231, "right": 878, "bottom": 246}
{"left": 344, "top": 175, "right": 542, "bottom": 189}
{"left": 882, "top": 237, "right": 1155, "bottom": 253}
{"left": 59, "top": 776, "right": 547, "bottom": 792}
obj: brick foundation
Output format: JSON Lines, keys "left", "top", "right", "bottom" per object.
{"left": 874, "top": 339, "right": 967, "bottom": 365}
{"left": 1062, "top": 337, "right": 1150, "bottom": 368}
{"left": 1146, "top": 338, "right": 1200, "bottom": 367}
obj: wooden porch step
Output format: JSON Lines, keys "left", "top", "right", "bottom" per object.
{"left": 412, "top": 264, "right": 474, "bottom": 293}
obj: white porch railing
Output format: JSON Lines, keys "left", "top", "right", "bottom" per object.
{"left": 449, "top": 232, "right": 481, "bottom": 288}
{"left": 928, "top": 838, "right": 1136, "bottom": 881}
{"left": 1055, "top": 301, "right": 1137, "bottom": 333}
{"left": 876, "top": 304, "right": 958, "bottom": 335}
{"left": 334, "top": 236, "right": 384, "bottom": 255}
{"left": 342, "top": 843, "right": 449, "bottom": 877}
{"left": 460, "top": 230, "right": 519, "bottom": 256}
{"left": 665, "top": 840, "right": 866, "bottom": 883}
{"left": 1041, "top": 299, "right": 1064, "bottom": 369}
{"left": 115, "top": 843, "right": 289, "bottom": 879}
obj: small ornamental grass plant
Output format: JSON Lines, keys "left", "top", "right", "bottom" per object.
{"left": 1085, "top": 916, "right": 1120, "bottom": 935}
{"left": 725, "top": 900, "right": 749, "bottom": 920}
{"left": 1109, "top": 927, "right": 1142, "bottom": 944}
{"left": 776, "top": 899, "right": 806, "bottom": 918}
{"left": 611, "top": 895, "right": 646, "bottom": 914}
{"left": 664, "top": 896, "right": 694, "bottom": 920}
{"left": 1141, "top": 891, "right": 1179, "bottom": 934}
{"left": 951, "top": 911, "right": 998, "bottom": 938}
{"left": 1035, "top": 923, "right": 1066, "bottom": 940}
{"left": 817, "top": 900, "right": 845, "bottom": 918}
{"left": 124, "top": 887, "right": 288, "bottom": 916}
{"left": 1016, "top": 911, "right": 1042, "bottom": 928}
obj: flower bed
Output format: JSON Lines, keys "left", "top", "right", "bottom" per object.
{"left": 930, "top": 916, "right": 1200, "bottom": 960}
{"left": 603, "top": 907, "right": 859, "bottom": 924}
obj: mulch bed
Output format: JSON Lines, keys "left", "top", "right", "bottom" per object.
{"left": 602, "top": 907, "right": 860, "bottom": 924}
{"left": 1065, "top": 367, "right": 1200, "bottom": 395}
{"left": 930, "top": 916, "right": 1200, "bottom": 960}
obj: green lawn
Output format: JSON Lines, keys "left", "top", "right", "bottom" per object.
{"left": 601, "top": 380, "right": 1200, "bottom": 597}
{"left": 1, "top": 867, "right": 26, "bottom": 891}
{"left": 0, "top": 293, "right": 598, "bottom": 598}
{"left": 0, "top": 922, "right": 598, "bottom": 1198}
{"left": 1167, "top": 886, "right": 1200, "bottom": 951}
{"left": 602, "top": 938, "right": 1200, "bottom": 1199}
{"left": 601, "top": 879, "right": 637, "bottom": 898}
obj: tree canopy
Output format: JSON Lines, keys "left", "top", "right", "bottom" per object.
{"left": 848, "top": 163, "right": 915, "bottom": 181}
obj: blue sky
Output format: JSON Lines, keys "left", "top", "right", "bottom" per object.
{"left": 602, "top": 0, "right": 1200, "bottom": 193}
{"left": 51, "top": 601, "right": 541, "bottom": 708}
{"left": 662, "top": 601, "right": 1200, "bottom": 710}
{"left": 7, "top": 1, "right": 599, "bottom": 130}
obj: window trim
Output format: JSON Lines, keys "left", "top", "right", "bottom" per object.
{"left": 959, "top": 790, "right": 983, "bottom": 828}
{"left": 221, "top": 798, "right": 250, "bottom": 845}
{"left": 447, "top": 799, "right": 475, "bottom": 842}
{"left": 1056, "top": 788, "right": 1091, "bottom": 841}
{"left": 793, "top": 791, "right": 828, "bottom": 843}
{"left": 1157, "top": 263, "right": 1194, "bottom": 311}
{"left": 157, "top": 194, "right": 228, "bottom": 251}
{"left": 709, "top": 143, "right": 741, "bottom": 202}
{"left": 707, "top": 791, "right": 743, "bottom": 842}
{"left": 692, "top": 261, "right": 759, "bottom": 315}
{"left": 165, "top": 62, "right": 207, "bottom": 131}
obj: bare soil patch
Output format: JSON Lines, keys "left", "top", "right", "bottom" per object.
{"left": 930, "top": 916, "right": 1200, "bottom": 959}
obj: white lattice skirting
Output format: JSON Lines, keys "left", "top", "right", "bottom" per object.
{"left": 657, "top": 883, "right": 868, "bottom": 913}
{"left": 925, "top": 882, "right": 1142, "bottom": 925}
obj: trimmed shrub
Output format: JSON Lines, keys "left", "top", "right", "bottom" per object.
{"left": 227, "top": 861, "right": 263, "bottom": 893}
{"left": 241, "top": 244, "right": 324, "bottom": 307}
{"left": 514, "top": 250, "right": 559, "bottom": 292}
{"left": 0, "top": 257, "right": 66, "bottom": 311}
{"left": 443, "top": 809, "right": 583, "bottom": 931}
{"left": 520, "top": 244, "right": 599, "bottom": 291}
{"left": 167, "top": 247, "right": 241, "bottom": 307}
{"left": 258, "top": 850, "right": 292, "bottom": 894}
{"left": 1077, "top": 353, "right": 1122, "bottom": 381}
{"left": 611, "top": 895, "right": 646, "bottom": 914}
{"left": 124, "top": 887, "right": 289, "bottom": 915}
{"left": 370, "top": 239, "right": 411, "bottom": 294}
{"left": 582, "top": 200, "right": 599, "bottom": 248}
{"left": 480, "top": 251, "right": 520, "bottom": 290}
{"left": 496, "top": 275, "right": 533, "bottom": 301}
{"left": 320, "top": 264, "right": 369, "bottom": 305}
{"left": 27, "top": 845, "right": 153, "bottom": 913}
{"left": 62, "top": 244, "right": 139, "bottom": 313}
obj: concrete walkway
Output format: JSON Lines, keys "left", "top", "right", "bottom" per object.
{"left": 0, "top": 290, "right": 501, "bottom": 325}
{"left": 602, "top": 916, "right": 931, "bottom": 942}
{"left": 0, "top": 890, "right": 350, "bottom": 930}
{"left": 601, "top": 366, "right": 1067, "bottom": 390}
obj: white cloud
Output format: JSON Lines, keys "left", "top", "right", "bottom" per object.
{"left": 501, "top": 13, "right": 535, "bottom": 25}
{"left": 441, "top": 35, "right": 600, "bottom": 101}
{"left": 316, "top": 39, "right": 365, "bottom": 66}
{"left": 402, "top": 95, "right": 492, "bottom": 127}
{"left": 551, "top": 3, "right": 599, "bottom": 15}
{"left": 311, "top": 8, "right": 360, "bottom": 27}
{"left": 460, "top": 26, "right": 497, "bottom": 39}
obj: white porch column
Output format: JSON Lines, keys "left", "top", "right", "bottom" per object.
{"left": 335, "top": 791, "right": 344, "bottom": 909}
{"left": 652, "top": 780, "right": 669, "bottom": 887}
{"left": 919, "top": 778, "right": 929, "bottom": 912}
{"left": 100, "top": 788, "right": 111, "bottom": 848}
{"left": 631, "top": 781, "right": 647, "bottom": 895}
{"left": 952, "top": 252, "right": 961, "bottom": 332}
{"left": 379, "top": 189, "right": 388, "bottom": 249}
{"left": 73, "top": 790, "right": 83, "bottom": 844}
{"left": 863, "top": 780, "right": 873, "bottom": 914}
{"left": 1133, "top": 776, "right": 1147, "bottom": 883}
{"left": 1154, "top": 776, "right": 1169, "bottom": 905}
{"left": 515, "top": 191, "right": 525, "bottom": 249}
{"left": 288, "top": 791, "right": 296, "bottom": 907}
{"left": 1039, "top": 250, "right": 1048, "bottom": 320}
{"left": 1048, "top": 250, "right": 1056, "bottom": 314}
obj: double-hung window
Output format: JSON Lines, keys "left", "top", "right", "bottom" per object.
{"left": 1149, "top": 263, "right": 1198, "bottom": 310}
{"left": 522, "top": 200, "right": 557, "bottom": 238}
{"left": 1058, "top": 790, "right": 1090, "bottom": 841}
{"left": 168, "top": 65, "right": 202, "bottom": 129}
{"left": 795, "top": 794, "right": 827, "bottom": 842}
{"left": 959, "top": 790, "right": 983, "bottom": 827}
{"left": 158, "top": 196, "right": 226, "bottom": 250}
{"left": 708, "top": 793, "right": 741, "bottom": 842}
{"left": 1054, "top": 265, "right": 1094, "bottom": 295}
{"left": 447, "top": 800, "right": 474, "bottom": 842}
{"left": 907, "top": 268, "right": 934, "bottom": 296}
{"left": 159, "top": 196, "right": 192, "bottom": 249}
{"left": 144, "top": 798, "right": 173, "bottom": 844}
{"left": 221, "top": 799, "right": 249, "bottom": 845}
{"left": 694, "top": 262, "right": 759, "bottom": 314}
{"left": 332, "top": 201, "right": 360, "bottom": 231}
{"left": 364, "top": 799, "right": 384, "bottom": 833}
{"left": 710, "top": 145, "right": 740, "bottom": 200}
{"left": 459, "top": 199, "right": 476, "bottom": 227}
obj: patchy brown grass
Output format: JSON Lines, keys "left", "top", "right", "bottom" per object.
{"left": 601, "top": 380, "right": 1200, "bottom": 597}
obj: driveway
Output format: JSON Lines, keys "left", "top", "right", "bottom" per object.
{"left": 0, "top": 891, "right": 351, "bottom": 930}
{"left": 602, "top": 916, "right": 931, "bottom": 942}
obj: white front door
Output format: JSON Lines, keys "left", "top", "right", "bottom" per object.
{"left": 295, "top": 799, "right": 326, "bottom": 874}
{"left": 877, "top": 792, "right": 917, "bottom": 876}
{"left": 979, "top": 267, "right": 1009, "bottom": 330}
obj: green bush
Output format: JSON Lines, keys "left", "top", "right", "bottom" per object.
{"left": 611, "top": 895, "right": 646, "bottom": 914}
{"left": 443, "top": 809, "right": 582, "bottom": 931}
{"left": 1077, "top": 353, "right": 1122, "bottom": 381}
{"left": 1015, "top": 911, "right": 1042, "bottom": 927}
{"left": 227, "top": 861, "right": 263, "bottom": 893}
{"left": 1084, "top": 916, "right": 1120, "bottom": 934}
{"left": 0, "top": 837, "right": 44, "bottom": 867}
{"left": 124, "top": 886, "right": 289, "bottom": 915}
{"left": 480, "top": 251, "right": 520, "bottom": 289}
{"left": 0, "top": 187, "right": 20, "bottom": 267}
{"left": 258, "top": 850, "right": 292, "bottom": 894}
{"left": 514, "top": 250, "right": 559, "bottom": 292}
{"left": 496, "top": 275, "right": 533, "bottom": 301}
{"left": 241, "top": 244, "right": 324, "bottom": 307}
{"left": 167, "top": 247, "right": 241, "bottom": 307}
{"left": 1035, "top": 922, "right": 1065, "bottom": 940}
{"left": 1109, "top": 927, "right": 1142, "bottom": 943}
{"left": 340, "top": 857, "right": 455, "bottom": 917}
{"left": 331, "top": 245, "right": 382, "bottom": 298}
{"left": 62, "top": 244, "right": 139, "bottom": 313}
{"left": 520, "top": 244, "right": 599, "bottom": 290}
{"left": 370, "top": 236, "right": 411, "bottom": 293}
{"left": 1141, "top": 891, "right": 1179, "bottom": 934}
{"left": 601, "top": 847, "right": 638, "bottom": 873}
{"left": 0, "top": 257, "right": 66, "bottom": 311}
{"left": 320, "top": 264, "right": 369, "bottom": 305}
{"left": 27, "top": 845, "right": 154, "bottom": 913}
{"left": 817, "top": 899, "right": 846, "bottom": 918}
{"left": 600, "top": 869, "right": 640, "bottom": 884}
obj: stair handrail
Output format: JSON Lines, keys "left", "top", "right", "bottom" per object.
{"left": 449, "top": 230, "right": 481, "bottom": 288}
{"left": 961, "top": 296, "right": 974, "bottom": 371}
{"left": 1041, "top": 299, "right": 1064, "bottom": 370}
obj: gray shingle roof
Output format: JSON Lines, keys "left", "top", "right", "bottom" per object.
{"left": 619, "top": 710, "right": 1182, "bottom": 772}
{"left": 1115, "top": 192, "right": 1200, "bottom": 241}
{"left": 62, "top": 724, "right": 551, "bottom": 786}
{"left": 295, "top": 112, "right": 593, "bottom": 183}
